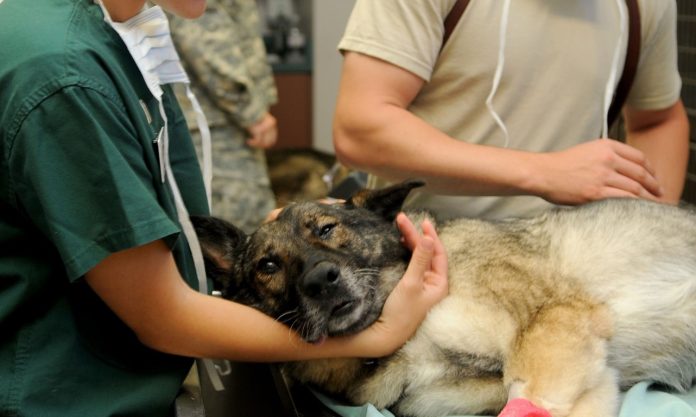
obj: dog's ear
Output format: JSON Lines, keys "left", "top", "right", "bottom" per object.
{"left": 346, "top": 180, "right": 425, "bottom": 221}
{"left": 190, "top": 215, "right": 247, "bottom": 293}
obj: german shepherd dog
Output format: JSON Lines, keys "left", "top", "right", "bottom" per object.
{"left": 192, "top": 181, "right": 696, "bottom": 417}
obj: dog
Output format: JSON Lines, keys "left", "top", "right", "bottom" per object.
{"left": 192, "top": 180, "right": 696, "bottom": 417}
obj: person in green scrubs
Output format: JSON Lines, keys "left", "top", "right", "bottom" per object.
{"left": 0, "top": 1, "right": 449, "bottom": 416}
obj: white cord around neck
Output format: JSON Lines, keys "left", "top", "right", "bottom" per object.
{"left": 486, "top": 0, "right": 512, "bottom": 148}
{"left": 602, "top": 0, "right": 627, "bottom": 138}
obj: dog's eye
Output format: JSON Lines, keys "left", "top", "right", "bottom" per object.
{"left": 257, "top": 258, "right": 280, "bottom": 275}
{"left": 317, "top": 223, "right": 335, "bottom": 239}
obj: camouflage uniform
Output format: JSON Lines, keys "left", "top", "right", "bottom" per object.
{"left": 170, "top": 0, "right": 278, "bottom": 233}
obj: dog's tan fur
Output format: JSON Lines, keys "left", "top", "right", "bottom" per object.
{"left": 193, "top": 181, "right": 696, "bottom": 417}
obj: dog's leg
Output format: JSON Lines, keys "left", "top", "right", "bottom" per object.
{"left": 503, "top": 300, "right": 616, "bottom": 417}
{"left": 564, "top": 366, "right": 619, "bottom": 417}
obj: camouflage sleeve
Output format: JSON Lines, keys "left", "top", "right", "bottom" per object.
{"left": 234, "top": 0, "right": 278, "bottom": 108}
{"left": 170, "top": 0, "right": 278, "bottom": 128}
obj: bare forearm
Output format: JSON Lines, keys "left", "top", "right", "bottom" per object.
{"left": 333, "top": 52, "right": 540, "bottom": 197}
{"left": 334, "top": 103, "right": 670, "bottom": 205}
{"left": 334, "top": 51, "right": 665, "bottom": 206}
{"left": 142, "top": 288, "right": 385, "bottom": 362}
{"left": 87, "top": 240, "right": 382, "bottom": 362}
{"left": 87, "top": 226, "right": 447, "bottom": 363}
{"left": 334, "top": 103, "right": 539, "bottom": 197}
{"left": 625, "top": 101, "right": 689, "bottom": 203}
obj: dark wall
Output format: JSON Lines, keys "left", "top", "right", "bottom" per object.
{"left": 677, "top": 0, "right": 696, "bottom": 203}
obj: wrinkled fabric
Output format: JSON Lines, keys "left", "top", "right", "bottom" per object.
{"left": 0, "top": 1, "right": 208, "bottom": 415}
{"left": 341, "top": 0, "right": 681, "bottom": 221}
{"left": 170, "top": 0, "right": 277, "bottom": 232}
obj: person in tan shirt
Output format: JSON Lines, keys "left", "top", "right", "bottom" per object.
{"left": 335, "top": 0, "right": 689, "bottom": 221}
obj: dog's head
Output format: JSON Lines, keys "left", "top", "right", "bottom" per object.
{"left": 192, "top": 180, "right": 425, "bottom": 343}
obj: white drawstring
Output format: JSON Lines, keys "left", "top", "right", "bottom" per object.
{"left": 602, "top": 0, "right": 628, "bottom": 138}
{"left": 96, "top": 0, "right": 221, "bottom": 391}
{"left": 487, "top": 0, "right": 626, "bottom": 144}
{"left": 185, "top": 86, "right": 213, "bottom": 208}
{"left": 486, "top": 0, "right": 512, "bottom": 148}
{"left": 158, "top": 100, "right": 225, "bottom": 392}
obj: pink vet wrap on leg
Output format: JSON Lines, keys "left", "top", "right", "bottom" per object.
{"left": 498, "top": 398, "right": 552, "bottom": 417}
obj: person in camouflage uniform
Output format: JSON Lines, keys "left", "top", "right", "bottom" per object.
{"left": 170, "top": 0, "right": 278, "bottom": 233}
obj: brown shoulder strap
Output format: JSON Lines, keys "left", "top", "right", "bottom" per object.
{"left": 441, "top": 0, "right": 471, "bottom": 51}
{"left": 608, "top": 0, "right": 641, "bottom": 127}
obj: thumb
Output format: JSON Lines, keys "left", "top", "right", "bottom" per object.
{"left": 402, "top": 235, "right": 435, "bottom": 287}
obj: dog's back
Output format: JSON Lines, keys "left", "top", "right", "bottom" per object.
{"left": 343, "top": 198, "right": 696, "bottom": 416}
{"left": 539, "top": 199, "right": 696, "bottom": 390}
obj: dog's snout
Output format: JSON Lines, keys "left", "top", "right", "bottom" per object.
{"left": 300, "top": 261, "right": 340, "bottom": 298}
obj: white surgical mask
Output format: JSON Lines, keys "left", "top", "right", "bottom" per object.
{"left": 95, "top": 1, "right": 223, "bottom": 391}
{"left": 95, "top": 2, "right": 212, "bottom": 196}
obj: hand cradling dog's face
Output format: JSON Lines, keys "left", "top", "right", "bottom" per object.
{"left": 192, "top": 181, "right": 425, "bottom": 343}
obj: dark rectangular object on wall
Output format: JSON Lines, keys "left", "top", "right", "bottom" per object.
{"left": 270, "top": 73, "right": 313, "bottom": 150}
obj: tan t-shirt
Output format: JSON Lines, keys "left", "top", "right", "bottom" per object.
{"left": 338, "top": 0, "right": 681, "bottom": 220}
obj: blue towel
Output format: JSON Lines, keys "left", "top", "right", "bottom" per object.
{"left": 312, "top": 382, "right": 696, "bottom": 417}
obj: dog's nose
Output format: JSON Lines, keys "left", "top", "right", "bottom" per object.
{"left": 300, "top": 261, "right": 340, "bottom": 298}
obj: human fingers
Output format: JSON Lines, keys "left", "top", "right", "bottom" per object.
{"left": 318, "top": 197, "right": 345, "bottom": 205}
{"left": 604, "top": 173, "right": 661, "bottom": 201}
{"left": 609, "top": 140, "right": 656, "bottom": 177}
{"left": 355, "top": 235, "right": 435, "bottom": 355}
{"left": 397, "top": 215, "right": 448, "bottom": 288}
{"left": 395, "top": 212, "right": 419, "bottom": 251}
{"left": 545, "top": 140, "right": 662, "bottom": 204}
{"left": 420, "top": 218, "right": 439, "bottom": 248}
{"left": 402, "top": 235, "right": 435, "bottom": 289}
{"left": 396, "top": 214, "right": 448, "bottom": 288}
{"left": 246, "top": 135, "right": 262, "bottom": 148}
{"left": 246, "top": 129, "right": 276, "bottom": 149}
{"left": 246, "top": 114, "right": 278, "bottom": 149}
{"left": 420, "top": 219, "right": 448, "bottom": 282}
{"left": 611, "top": 156, "right": 663, "bottom": 199}
{"left": 265, "top": 198, "right": 344, "bottom": 224}
{"left": 350, "top": 219, "right": 447, "bottom": 358}
{"left": 400, "top": 220, "right": 448, "bottom": 303}
{"left": 263, "top": 207, "right": 283, "bottom": 223}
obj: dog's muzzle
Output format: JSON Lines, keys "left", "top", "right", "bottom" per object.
{"left": 299, "top": 259, "right": 357, "bottom": 319}
{"left": 300, "top": 260, "right": 341, "bottom": 299}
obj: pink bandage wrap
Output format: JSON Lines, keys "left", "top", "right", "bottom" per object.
{"left": 498, "top": 398, "right": 552, "bottom": 417}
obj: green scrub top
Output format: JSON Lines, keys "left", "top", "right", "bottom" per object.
{"left": 0, "top": 0, "right": 210, "bottom": 416}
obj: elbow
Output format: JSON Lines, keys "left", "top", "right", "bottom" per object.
{"left": 133, "top": 327, "right": 176, "bottom": 355}
{"left": 333, "top": 114, "right": 380, "bottom": 172}
{"left": 130, "top": 318, "right": 189, "bottom": 357}
{"left": 333, "top": 122, "right": 362, "bottom": 170}
{"left": 127, "top": 287, "right": 203, "bottom": 358}
{"left": 136, "top": 328, "right": 196, "bottom": 358}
